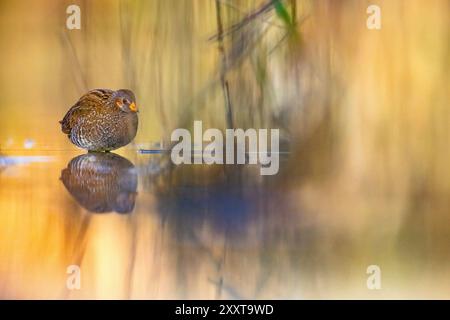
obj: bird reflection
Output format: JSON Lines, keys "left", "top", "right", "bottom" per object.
{"left": 60, "top": 152, "right": 138, "bottom": 214}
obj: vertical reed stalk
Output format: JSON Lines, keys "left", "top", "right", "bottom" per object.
{"left": 291, "top": 0, "right": 297, "bottom": 25}
{"left": 215, "top": 0, "right": 234, "bottom": 129}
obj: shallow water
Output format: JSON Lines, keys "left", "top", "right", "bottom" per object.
{"left": 0, "top": 149, "right": 449, "bottom": 299}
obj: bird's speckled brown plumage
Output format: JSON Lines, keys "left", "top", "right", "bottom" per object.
{"left": 60, "top": 152, "right": 138, "bottom": 213}
{"left": 60, "top": 89, "right": 138, "bottom": 151}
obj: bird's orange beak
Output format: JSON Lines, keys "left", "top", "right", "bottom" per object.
{"left": 129, "top": 102, "right": 138, "bottom": 113}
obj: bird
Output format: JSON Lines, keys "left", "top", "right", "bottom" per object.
{"left": 60, "top": 89, "right": 139, "bottom": 152}
{"left": 60, "top": 152, "right": 138, "bottom": 214}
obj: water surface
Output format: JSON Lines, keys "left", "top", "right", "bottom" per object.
{"left": 1, "top": 149, "right": 449, "bottom": 299}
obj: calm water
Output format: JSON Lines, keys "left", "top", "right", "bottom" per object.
{"left": 0, "top": 149, "right": 449, "bottom": 299}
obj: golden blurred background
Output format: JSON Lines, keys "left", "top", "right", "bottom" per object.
{"left": 0, "top": 0, "right": 449, "bottom": 299}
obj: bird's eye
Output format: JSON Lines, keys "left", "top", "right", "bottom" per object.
{"left": 123, "top": 99, "right": 130, "bottom": 105}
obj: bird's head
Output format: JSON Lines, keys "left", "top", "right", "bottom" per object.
{"left": 114, "top": 89, "right": 138, "bottom": 113}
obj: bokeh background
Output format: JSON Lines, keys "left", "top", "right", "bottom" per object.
{"left": 0, "top": 0, "right": 449, "bottom": 299}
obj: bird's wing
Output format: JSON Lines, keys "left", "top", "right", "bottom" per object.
{"left": 60, "top": 89, "right": 114, "bottom": 134}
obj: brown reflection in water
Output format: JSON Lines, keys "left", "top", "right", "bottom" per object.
{"left": 60, "top": 153, "right": 138, "bottom": 214}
